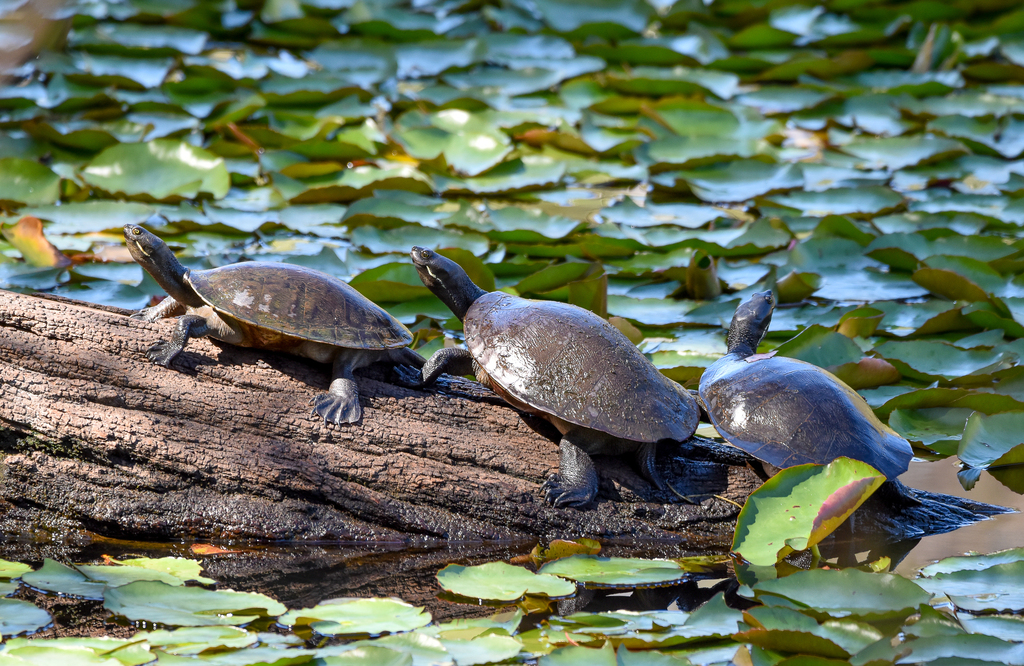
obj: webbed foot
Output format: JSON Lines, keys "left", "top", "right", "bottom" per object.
{"left": 541, "top": 473, "right": 596, "bottom": 508}
{"left": 130, "top": 307, "right": 161, "bottom": 322}
{"left": 146, "top": 339, "right": 181, "bottom": 367}
{"left": 391, "top": 364, "right": 426, "bottom": 389}
{"left": 309, "top": 389, "right": 361, "bottom": 425}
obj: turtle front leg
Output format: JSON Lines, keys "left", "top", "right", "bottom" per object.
{"left": 147, "top": 314, "right": 209, "bottom": 367}
{"left": 311, "top": 357, "right": 361, "bottom": 425}
{"left": 131, "top": 296, "right": 185, "bottom": 322}
{"left": 541, "top": 434, "right": 600, "bottom": 508}
{"left": 421, "top": 347, "right": 477, "bottom": 387}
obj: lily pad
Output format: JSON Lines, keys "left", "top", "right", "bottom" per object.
{"left": 437, "top": 562, "right": 575, "bottom": 601}
{"left": 104, "top": 580, "right": 286, "bottom": 626}
{"left": 732, "top": 458, "right": 886, "bottom": 566}
{"left": 538, "top": 556, "right": 687, "bottom": 588}
{"left": 958, "top": 411, "right": 1024, "bottom": 469}
{"left": 0, "top": 158, "right": 61, "bottom": 205}
{"left": 752, "top": 567, "right": 932, "bottom": 620}
{"left": 0, "top": 599, "right": 52, "bottom": 638}
{"left": 81, "top": 140, "right": 230, "bottom": 201}
{"left": 279, "top": 598, "right": 430, "bottom": 637}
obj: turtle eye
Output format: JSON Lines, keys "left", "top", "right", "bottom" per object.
{"left": 419, "top": 249, "right": 431, "bottom": 259}
{"left": 131, "top": 227, "right": 141, "bottom": 235}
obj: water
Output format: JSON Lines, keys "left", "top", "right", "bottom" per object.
{"left": 894, "top": 460, "right": 1024, "bottom": 575}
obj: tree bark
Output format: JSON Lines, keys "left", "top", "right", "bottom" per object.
{"left": 0, "top": 290, "right": 761, "bottom": 545}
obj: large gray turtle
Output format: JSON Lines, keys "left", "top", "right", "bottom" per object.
{"left": 410, "top": 246, "right": 700, "bottom": 508}
{"left": 699, "top": 290, "right": 913, "bottom": 479}
{"left": 124, "top": 224, "right": 423, "bottom": 425}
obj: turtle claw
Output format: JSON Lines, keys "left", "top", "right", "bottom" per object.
{"left": 391, "top": 364, "right": 425, "bottom": 389}
{"left": 540, "top": 473, "right": 593, "bottom": 508}
{"left": 310, "top": 392, "right": 361, "bottom": 426}
{"left": 146, "top": 340, "right": 180, "bottom": 367}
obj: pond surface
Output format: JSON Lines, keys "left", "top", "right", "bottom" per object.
{"left": 2, "top": 0, "right": 1024, "bottom": 658}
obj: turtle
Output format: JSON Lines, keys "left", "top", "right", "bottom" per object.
{"left": 409, "top": 246, "right": 701, "bottom": 508}
{"left": 124, "top": 224, "right": 424, "bottom": 425}
{"left": 698, "top": 290, "right": 913, "bottom": 480}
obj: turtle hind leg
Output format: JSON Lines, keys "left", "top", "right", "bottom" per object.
{"left": 637, "top": 441, "right": 667, "bottom": 492}
{"left": 541, "top": 434, "right": 600, "bottom": 509}
{"left": 311, "top": 357, "right": 361, "bottom": 425}
{"left": 421, "top": 347, "right": 476, "bottom": 387}
{"left": 147, "top": 314, "right": 209, "bottom": 367}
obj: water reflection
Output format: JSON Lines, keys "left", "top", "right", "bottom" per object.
{"left": 893, "top": 459, "right": 1024, "bottom": 574}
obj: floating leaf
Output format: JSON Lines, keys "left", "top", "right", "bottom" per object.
{"left": 21, "top": 560, "right": 105, "bottom": 600}
{"left": 751, "top": 567, "right": 932, "bottom": 620}
{"left": 104, "top": 580, "right": 286, "bottom": 626}
{"left": 538, "top": 556, "right": 687, "bottom": 588}
{"left": 81, "top": 140, "right": 230, "bottom": 201}
{"left": 958, "top": 411, "right": 1024, "bottom": 469}
{"left": 437, "top": 562, "right": 575, "bottom": 601}
{"left": 279, "top": 598, "right": 430, "bottom": 637}
{"left": 2, "top": 217, "right": 72, "bottom": 268}
{"left": 732, "top": 458, "right": 886, "bottom": 566}
{"left": 0, "top": 158, "right": 61, "bottom": 206}
{"left": 0, "top": 599, "right": 52, "bottom": 638}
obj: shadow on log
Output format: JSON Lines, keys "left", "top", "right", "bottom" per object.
{"left": 0, "top": 290, "right": 760, "bottom": 544}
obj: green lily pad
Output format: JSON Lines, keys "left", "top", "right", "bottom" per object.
{"left": 958, "top": 411, "right": 1024, "bottom": 469}
{"left": 318, "top": 646, "right": 413, "bottom": 666}
{"left": 842, "top": 136, "right": 967, "bottom": 170}
{"left": 132, "top": 626, "right": 257, "bottom": 655}
{"left": 439, "top": 635, "right": 522, "bottom": 666}
{"left": 874, "top": 340, "right": 1015, "bottom": 382}
{"left": 732, "top": 458, "right": 886, "bottom": 566}
{"left": 0, "top": 158, "right": 61, "bottom": 206}
{"left": 769, "top": 187, "right": 903, "bottom": 217}
{"left": 888, "top": 408, "right": 973, "bottom": 453}
{"left": 21, "top": 560, "right": 105, "bottom": 600}
{"left": 436, "top": 562, "right": 575, "bottom": 601}
{"left": 0, "top": 560, "right": 31, "bottom": 580}
{"left": 104, "top": 580, "right": 286, "bottom": 626}
{"left": 102, "top": 557, "right": 215, "bottom": 585}
{"left": 774, "top": 324, "right": 863, "bottom": 369}
{"left": 81, "top": 140, "right": 230, "bottom": 201}
{"left": 279, "top": 598, "right": 430, "bottom": 637}
{"left": 537, "top": 556, "right": 687, "bottom": 588}
{"left": 736, "top": 605, "right": 884, "bottom": 658}
{"left": 752, "top": 567, "right": 932, "bottom": 620}
{"left": 0, "top": 599, "right": 52, "bottom": 638}
{"left": 918, "top": 560, "right": 1024, "bottom": 612}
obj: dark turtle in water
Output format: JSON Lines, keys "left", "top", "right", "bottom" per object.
{"left": 124, "top": 224, "right": 424, "bottom": 425}
{"left": 410, "top": 246, "right": 700, "bottom": 508}
{"left": 698, "top": 290, "right": 913, "bottom": 479}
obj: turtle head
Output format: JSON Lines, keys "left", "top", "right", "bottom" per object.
{"left": 410, "top": 246, "right": 486, "bottom": 321}
{"left": 727, "top": 290, "right": 775, "bottom": 357}
{"left": 124, "top": 224, "right": 202, "bottom": 307}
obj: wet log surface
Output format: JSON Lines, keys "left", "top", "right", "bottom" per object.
{"left": 0, "top": 289, "right": 760, "bottom": 545}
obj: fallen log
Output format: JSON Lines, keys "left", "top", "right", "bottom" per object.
{"left": 0, "top": 289, "right": 759, "bottom": 544}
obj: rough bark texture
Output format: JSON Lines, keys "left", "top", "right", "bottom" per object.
{"left": 0, "top": 290, "right": 761, "bottom": 545}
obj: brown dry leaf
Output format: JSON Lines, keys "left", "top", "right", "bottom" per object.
{"left": 2, "top": 216, "right": 71, "bottom": 268}
{"left": 190, "top": 543, "right": 243, "bottom": 555}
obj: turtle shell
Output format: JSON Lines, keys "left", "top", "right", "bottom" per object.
{"left": 465, "top": 292, "right": 698, "bottom": 443}
{"left": 187, "top": 262, "right": 412, "bottom": 349}
{"left": 698, "top": 353, "right": 913, "bottom": 479}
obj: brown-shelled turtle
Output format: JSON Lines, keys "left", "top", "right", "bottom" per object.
{"left": 699, "top": 290, "right": 913, "bottom": 479}
{"left": 409, "top": 246, "right": 701, "bottom": 508}
{"left": 124, "top": 224, "right": 424, "bottom": 425}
